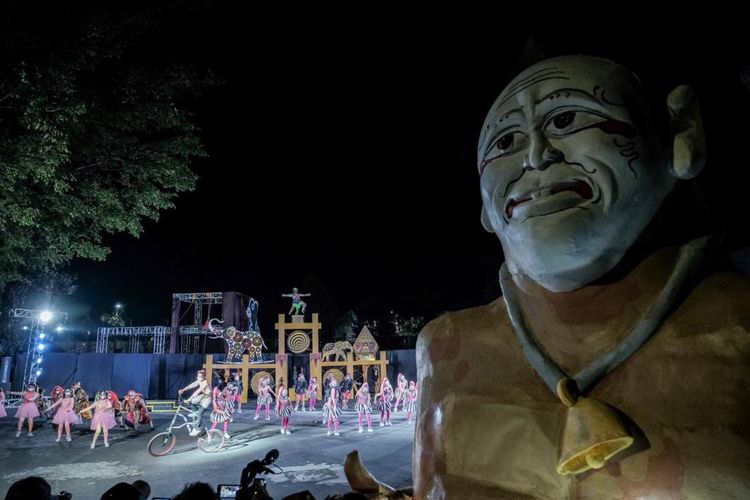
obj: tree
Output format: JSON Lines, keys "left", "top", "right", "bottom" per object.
{"left": 0, "top": 1, "right": 215, "bottom": 298}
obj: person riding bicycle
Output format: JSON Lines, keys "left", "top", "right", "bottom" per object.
{"left": 177, "top": 369, "right": 211, "bottom": 436}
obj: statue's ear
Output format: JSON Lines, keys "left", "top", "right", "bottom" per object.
{"left": 667, "top": 85, "right": 706, "bottom": 179}
{"left": 480, "top": 206, "right": 494, "bottom": 233}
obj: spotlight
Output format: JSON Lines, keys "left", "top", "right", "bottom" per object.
{"left": 37, "top": 357, "right": 43, "bottom": 364}
{"left": 39, "top": 333, "right": 46, "bottom": 339}
{"left": 22, "top": 326, "right": 28, "bottom": 331}
{"left": 38, "top": 344, "right": 45, "bottom": 351}
{"left": 55, "top": 326, "right": 64, "bottom": 332}
{"left": 39, "top": 311, "right": 53, "bottom": 323}
{"left": 35, "top": 370, "right": 42, "bottom": 376}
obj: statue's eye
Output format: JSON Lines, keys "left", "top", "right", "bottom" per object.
{"left": 552, "top": 111, "right": 575, "bottom": 129}
{"left": 498, "top": 134, "right": 514, "bottom": 150}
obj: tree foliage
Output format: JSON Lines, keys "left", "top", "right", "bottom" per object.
{"left": 0, "top": 1, "right": 215, "bottom": 296}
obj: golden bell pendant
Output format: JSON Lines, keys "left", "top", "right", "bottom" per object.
{"left": 556, "top": 380, "right": 634, "bottom": 475}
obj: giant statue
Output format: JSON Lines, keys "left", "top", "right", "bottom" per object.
{"left": 415, "top": 53, "right": 750, "bottom": 498}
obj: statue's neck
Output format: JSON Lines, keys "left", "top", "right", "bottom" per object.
{"left": 512, "top": 244, "right": 682, "bottom": 375}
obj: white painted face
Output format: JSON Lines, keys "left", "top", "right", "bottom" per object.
{"left": 478, "top": 56, "right": 676, "bottom": 291}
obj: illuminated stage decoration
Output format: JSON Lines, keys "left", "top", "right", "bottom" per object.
{"left": 287, "top": 330, "right": 311, "bottom": 353}
{"left": 352, "top": 326, "right": 378, "bottom": 361}
{"left": 206, "top": 317, "right": 267, "bottom": 362}
{"left": 250, "top": 371, "right": 273, "bottom": 395}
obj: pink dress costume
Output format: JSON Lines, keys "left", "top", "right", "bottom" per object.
{"left": 324, "top": 386, "right": 342, "bottom": 434}
{"left": 15, "top": 390, "right": 40, "bottom": 419}
{"left": 90, "top": 400, "right": 116, "bottom": 430}
{"left": 210, "top": 388, "right": 231, "bottom": 424}
{"left": 0, "top": 392, "right": 6, "bottom": 418}
{"left": 52, "top": 398, "right": 77, "bottom": 425}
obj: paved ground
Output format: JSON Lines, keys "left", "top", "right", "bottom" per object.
{"left": 0, "top": 407, "right": 414, "bottom": 499}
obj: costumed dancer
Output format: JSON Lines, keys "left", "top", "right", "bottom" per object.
{"left": 47, "top": 388, "right": 76, "bottom": 442}
{"left": 47, "top": 385, "right": 65, "bottom": 420}
{"left": 294, "top": 372, "right": 307, "bottom": 411}
{"left": 72, "top": 381, "right": 92, "bottom": 425}
{"left": 355, "top": 382, "right": 374, "bottom": 433}
{"left": 393, "top": 374, "right": 408, "bottom": 412}
{"left": 78, "top": 390, "right": 116, "bottom": 448}
{"left": 0, "top": 388, "right": 7, "bottom": 418}
{"left": 274, "top": 377, "right": 285, "bottom": 417}
{"left": 376, "top": 377, "right": 394, "bottom": 426}
{"left": 306, "top": 376, "right": 318, "bottom": 411}
{"left": 225, "top": 382, "right": 237, "bottom": 423}
{"left": 404, "top": 381, "right": 418, "bottom": 423}
{"left": 209, "top": 383, "right": 231, "bottom": 439}
{"left": 34, "top": 385, "right": 47, "bottom": 418}
{"left": 107, "top": 390, "right": 125, "bottom": 429}
{"left": 233, "top": 371, "right": 244, "bottom": 413}
{"left": 123, "top": 389, "right": 153, "bottom": 431}
{"left": 11, "top": 384, "right": 40, "bottom": 437}
{"left": 341, "top": 373, "right": 353, "bottom": 410}
{"left": 324, "top": 379, "right": 342, "bottom": 436}
{"left": 277, "top": 386, "right": 292, "bottom": 434}
{"left": 254, "top": 376, "right": 275, "bottom": 421}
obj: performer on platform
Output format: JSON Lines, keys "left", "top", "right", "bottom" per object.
{"left": 277, "top": 385, "right": 292, "bottom": 434}
{"left": 47, "top": 385, "right": 65, "bottom": 420}
{"left": 225, "top": 382, "right": 237, "bottom": 423}
{"left": 375, "top": 377, "right": 394, "bottom": 426}
{"left": 306, "top": 376, "right": 318, "bottom": 411}
{"left": 11, "top": 384, "right": 40, "bottom": 437}
{"left": 393, "top": 374, "right": 408, "bottom": 412}
{"left": 254, "top": 376, "right": 275, "bottom": 421}
{"left": 404, "top": 381, "right": 418, "bottom": 424}
{"left": 78, "top": 390, "right": 116, "bottom": 449}
{"left": 209, "top": 383, "right": 232, "bottom": 439}
{"left": 123, "top": 389, "right": 153, "bottom": 431}
{"left": 294, "top": 371, "right": 307, "bottom": 411}
{"left": 355, "top": 381, "right": 373, "bottom": 433}
{"left": 324, "top": 379, "right": 342, "bottom": 436}
{"left": 47, "top": 388, "right": 76, "bottom": 442}
{"left": 274, "top": 377, "right": 285, "bottom": 417}
{"left": 341, "top": 373, "right": 354, "bottom": 410}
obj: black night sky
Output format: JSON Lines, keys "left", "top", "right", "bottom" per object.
{"left": 33, "top": 7, "right": 748, "bottom": 334}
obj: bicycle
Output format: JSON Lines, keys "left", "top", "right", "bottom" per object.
{"left": 146, "top": 399, "right": 225, "bottom": 456}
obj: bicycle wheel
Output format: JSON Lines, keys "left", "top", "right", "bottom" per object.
{"left": 147, "top": 432, "right": 177, "bottom": 457}
{"left": 197, "top": 429, "right": 225, "bottom": 453}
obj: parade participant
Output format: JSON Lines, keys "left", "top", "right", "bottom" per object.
{"left": 11, "top": 384, "right": 40, "bottom": 437}
{"left": 47, "top": 388, "right": 76, "bottom": 442}
{"left": 277, "top": 386, "right": 292, "bottom": 435}
{"left": 306, "top": 376, "right": 318, "bottom": 411}
{"left": 294, "top": 371, "right": 307, "bottom": 411}
{"left": 393, "top": 374, "right": 408, "bottom": 412}
{"left": 0, "top": 388, "right": 6, "bottom": 418}
{"left": 123, "top": 389, "right": 153, "bottom": 431}
{"left": 375, "top": 378, "right": 393, "bottom": 427}
{"left": 324, "top": 379, "right": 342, "bottom": 436}
{"left": 233, "top": 371, "right": 244, "bottom": 413}
{"left": 177, "top": 369, "right": 211, "bottom": 436}
{"left": 78, "top": 390, "right": 116, "bottom": 448}
{"left": 107, "top": 390, "right": 125, "bottom": 429}
{"left": 404, "top": 381, "right": 418, "bottom": 424}
{"left": 71, "top": 381, "right": 92, "bottom": 424}
{"left": 341, "top": 373, "right": 354, "bottom": 410}
{"left": 355, "top": 382, "right": 373, "bottom": 433}
{"left": 46, "top": 385, "right": 65, "bottom": 420}
{"left": 254, "top": 376, "right": 275, "bottom": 420}
{"left": 209, "top": 383, "right": 232, "bottom": 439}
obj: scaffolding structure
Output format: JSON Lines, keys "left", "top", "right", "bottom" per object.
{"left": 95, "top": 326, "right": 170, "bottom": 354}
{"left": 8, "top": 308, "right": 67, "bottom": 386}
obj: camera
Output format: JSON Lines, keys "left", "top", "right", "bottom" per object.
{"left": 217, "top": 484, "right": 241, "bottom": 498}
